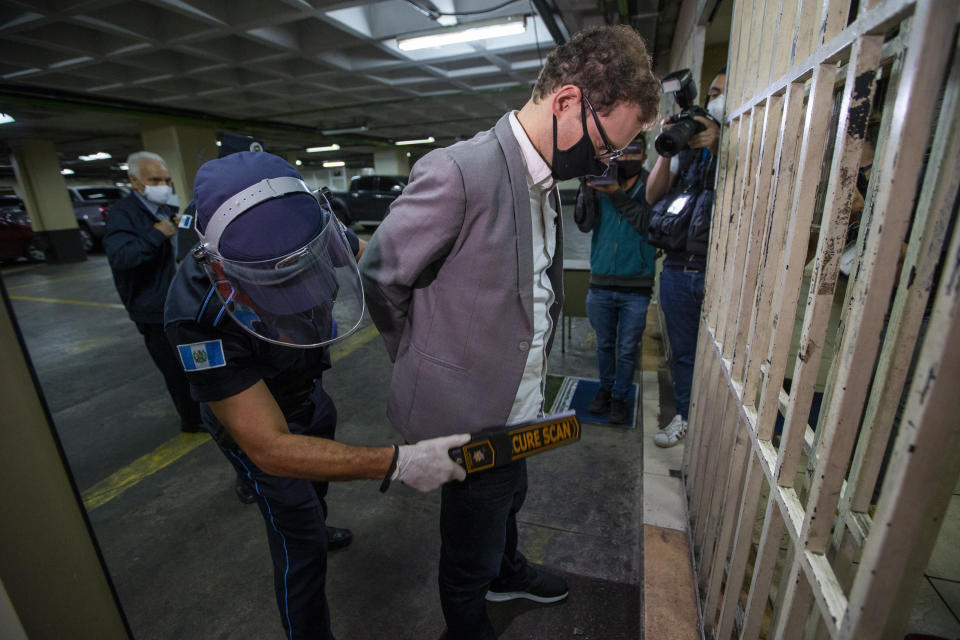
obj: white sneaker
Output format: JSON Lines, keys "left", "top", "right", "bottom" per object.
{"left": 654, "top": 414, "right": 687, "bottom": 448}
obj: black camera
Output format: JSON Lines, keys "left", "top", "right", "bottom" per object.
{"left": 654, "top": 69, "right": 716, "bottom": 158}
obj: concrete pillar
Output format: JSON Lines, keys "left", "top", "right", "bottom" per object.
{"left": 374, "top": 148, "right": 410, "bottom": 175}
{"left": 141, "top": 124, "right": 217, "bottom": 260}
{"left": 140, "top": 124, "right": 218, "bottom": 210}
{"left": 0, "top": 296, "right": 130, "bottom": 638}
{"left": 10, "top": 139, "right": 86, "bottom": 263}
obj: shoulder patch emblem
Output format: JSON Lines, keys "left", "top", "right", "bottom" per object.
{"left": 177, "top": 339, "right": 226, "bottom": 371}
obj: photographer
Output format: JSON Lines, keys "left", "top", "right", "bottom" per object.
{"left": 646, "top": 67, "right": 725, "bottom": 448}
{"left": 574, "top": 134, "right": 656, "bottom": 425}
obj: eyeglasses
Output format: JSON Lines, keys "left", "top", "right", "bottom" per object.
{"left": 581, "top": 92, "right": 628, "bottom": 162}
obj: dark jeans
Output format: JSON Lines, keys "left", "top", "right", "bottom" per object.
{"left": 586, "top": 287, "right": 650, "bottom": 399}
{"left": 659, "top": 267, "right": 705, "bottom": 419}
{"left": 440, "top": 460, "right": 529, "bottom": 640}
{"left": 200, "top": 384, "right": 337, "bottom": 640}
{"left": 136, "top": 321, "right": 201, "bottom": 427}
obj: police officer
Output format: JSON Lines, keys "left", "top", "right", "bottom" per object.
{"left": 163, "top": 151, "right": 468, "bottom": 639}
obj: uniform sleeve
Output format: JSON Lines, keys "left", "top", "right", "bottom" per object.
{"left": 164, "top": 319, "right": 263, "bottom": 403}
{"left": 103, "top": 201, "right": 168, "bottom": 270}
{"left": 357, "top": 149, "right": 466, "bottom": 361}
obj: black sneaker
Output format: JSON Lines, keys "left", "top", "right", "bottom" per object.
{"left": 588, "top": 387, "right": 612, "bottom": 414}
{"left": 327, "top": 526, "right": 353, "bottom": 551}
{"left": 486, "top": 566, "right": 568, "bottom": 604}
{"left": 609, "top": 397, "right": 629, "bottom": 424}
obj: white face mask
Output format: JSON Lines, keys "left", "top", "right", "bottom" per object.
{"left": 706, "top": 94, "right": 725, "bottom": 123}
{"left": 142, "top": 184, "right": 173, "bottom": 204}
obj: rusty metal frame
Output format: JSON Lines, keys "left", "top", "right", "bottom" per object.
{"left": 682, "top": 0, "right": 960, "bottom": 638}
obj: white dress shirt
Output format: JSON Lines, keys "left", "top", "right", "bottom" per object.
{"left": 506, "top": 111, "right": 558, "bottom": 424}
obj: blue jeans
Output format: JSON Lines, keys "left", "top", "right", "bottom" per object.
{"left": 659, "top": 267, "right": 706, "bottom": 419}
{"left": 439, "top": 460, "right": 529, "bottom": 640}
{"left": 585, "top": 288, "right": 650, "bottom": 399}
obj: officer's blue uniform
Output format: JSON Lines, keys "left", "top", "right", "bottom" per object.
{"left": 164, "top": 245, "right": 354, "bottom": 640}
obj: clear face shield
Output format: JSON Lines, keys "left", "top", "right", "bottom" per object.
{"left": 194, "top": 177, "right": 364, "bottom": 348}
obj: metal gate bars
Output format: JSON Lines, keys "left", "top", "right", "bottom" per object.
{"left": 682, "top": 0, "right": 960, "bottom": 637}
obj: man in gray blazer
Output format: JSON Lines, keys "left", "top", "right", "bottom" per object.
{"left": 360, "top": 25, "right": 661, "bottom": 640}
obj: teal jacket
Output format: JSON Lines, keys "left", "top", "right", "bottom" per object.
{"left": 574, "top": 172, "right": 656, "bottom": 288}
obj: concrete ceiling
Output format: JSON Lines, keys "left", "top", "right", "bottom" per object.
{"left": 0, "top": 0, "right": 680, "bottom": 181}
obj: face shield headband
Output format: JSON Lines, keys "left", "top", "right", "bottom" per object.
{"left": 194, "top": 177, "right": 365, "bottom": 348}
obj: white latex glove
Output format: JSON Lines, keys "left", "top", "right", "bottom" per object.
{"left": 393, "top": 433, "right": 470, "bottom": 492}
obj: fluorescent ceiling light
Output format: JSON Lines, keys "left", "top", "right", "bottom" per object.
{"left": 323, "top": 161, "right": 345, "bottom": 168}
{"left": 306, "top": 144, "right": 340, "bottom": 153}
{"left": 79, "top": 152, "right": 111, "bottom": 161}
{"left": 397, "top": 16, "right": 526, "bottom": 51}
{"left": 118, "top": 163, "right": 129, "bottom": 171}
{"left": 60, "top": 168, "right": 74, "bottom": 175}
{"left": 216, "top": 140, "right": 222, "bottom": 147}
{"left": 395, "top": 136, "right": 435, "bottom": 146}
{"left": 0, "top": 113, "right": 14, "bottom": 124}
{"left": 321, "top": 125, "right": 367, "bottom": 135}
{"left": 295, "top": 160, "right": 303, "bottom": 166}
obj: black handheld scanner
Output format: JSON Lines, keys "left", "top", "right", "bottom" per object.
{"left": 448, "top": 410, "right": 581, "bottom": 474}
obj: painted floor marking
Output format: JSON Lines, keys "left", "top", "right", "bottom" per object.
{"left": 81, "top": 322, "right": 381, "bottom": 512}
{"left": 9, "top": 295, "right": 124, "bottom": 309}
{"left": 6, "top": 272, "right": 103, "bottom": 290}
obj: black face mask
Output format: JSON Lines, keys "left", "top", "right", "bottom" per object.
{"left": 551, "top": 101, "right": 608, "bottom": 181}
{"left": 616, "top": 160, "right": 646, "bottom": 180}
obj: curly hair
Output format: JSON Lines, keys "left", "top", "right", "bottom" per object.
{"left": 532, "top": 25, "right": 660, "bottom": 127}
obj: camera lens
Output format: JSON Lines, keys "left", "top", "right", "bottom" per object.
{"left": 654, "top": 117, "right": 703, "bottom": 157}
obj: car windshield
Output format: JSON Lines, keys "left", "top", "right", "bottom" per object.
{"left": 76, "top": 187, "right": 126, "bottom": 201}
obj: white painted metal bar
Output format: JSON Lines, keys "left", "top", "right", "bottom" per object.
{"left": 771, "top": 0, "right": 800, "bottom": 79}
{"left": 774, "top": 35, "right": 883, "bottom": 492}
{"left": 739, "top": 492, "right": 785, "bottom": 640}
{"left": 682, "top": 1, "right": 960, "bottom": 639}
{"left": 721, "top": 107, "right": 764, "bottom": 359}
{"left": 842, "top": 162, "right": 960, "bottom": 637}
{"left": 843, "top": 19, "right": 960, "bottom": 516}
{"left": 769, "top": 557, "right": 815, "bottom": 640}
{"left": 741, "top": 84, "right": 806, "bottom": 408}
{"left": 728, "top": 0, "right": 913, "bottom": 121}
{"left": 703, "top": 422, "right": 753, "bottom": 629}
{"left": 730, "top": 94, "right": 784, "bottom": 383}
{"left": 707, "top": 117, "right": 742, "bottom": 331}
{"left": 715, "top": 452, "right": 765, "bottom": 639}
{"left": 754, "top": 64, "right": 836, "bottom": 442}
{"left": 695, "top": 387, "right": 738, "bottom": 566}
{"left": 800, "top": 0, "right": 956, "bottom": 553}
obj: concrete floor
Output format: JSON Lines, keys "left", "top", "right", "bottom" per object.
{"left": 1, "top": 209, "right": 700, "bottom": 640}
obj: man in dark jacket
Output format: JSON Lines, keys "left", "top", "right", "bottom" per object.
{"left": 104, "top": 150, "right": 202, "bottom": 433}
{"left": 574, "top": 135, "right": 656, "bottom": 424}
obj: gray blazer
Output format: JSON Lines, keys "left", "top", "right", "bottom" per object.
{"left": 359, "top": 113, "right": 564, "bottom": 443}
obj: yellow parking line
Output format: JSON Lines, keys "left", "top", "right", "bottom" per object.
{"left": 82, "top": 432, "right": 211, "bottom": 510}
{"left": 9, "top": 295, "right": 124, "bottom": 309}
{"left": 331, "top": 323, "right": 380, "bottom": 363}
{"left": 6, "top": 272, "right": 100, "bottom": 290}
{"left": 82, "top": 322, "right": 381, "bottom": 512}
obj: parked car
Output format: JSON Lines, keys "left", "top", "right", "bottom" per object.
{"left": 327, "top": 175, "right": 407, "bottom": 226}
{"left": 67, "top": 185, "right": 129, "bottom": 251}
{"left": 0, "top": 196, "right": 44, "bottom": 263}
